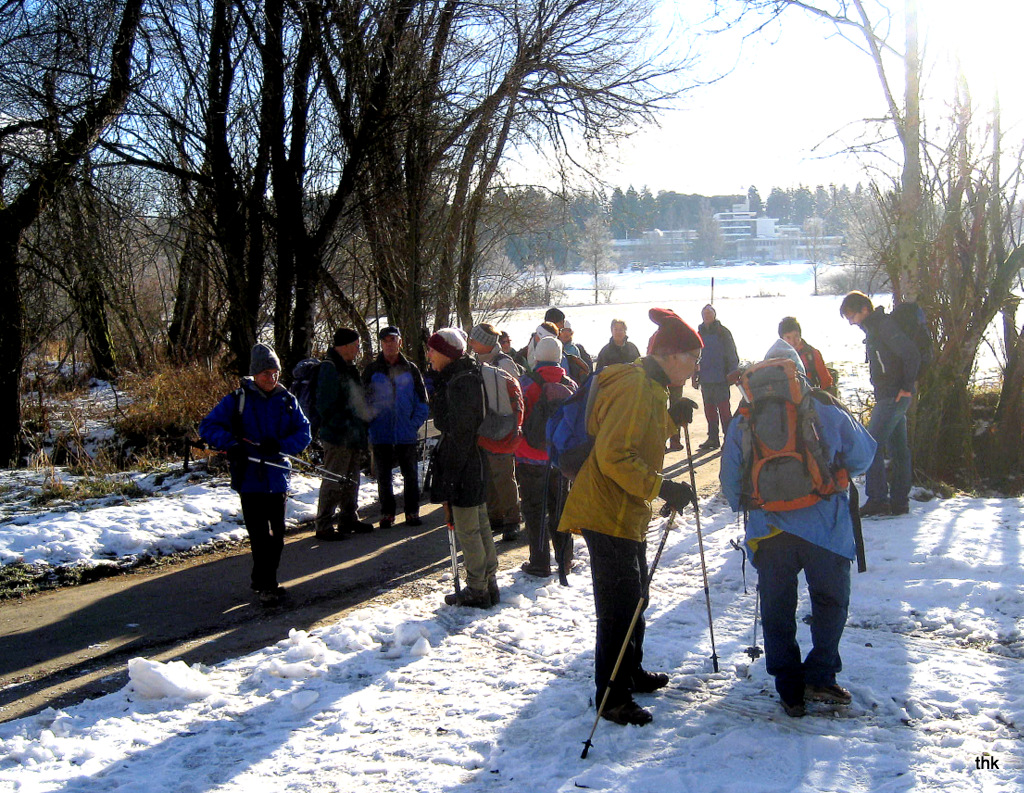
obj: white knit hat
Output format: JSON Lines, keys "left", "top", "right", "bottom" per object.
{"left": 534, "top": 336, "right": 563, "bottom": 365}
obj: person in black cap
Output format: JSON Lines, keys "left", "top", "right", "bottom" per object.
{"left": 315, "top": 327, "right": 373, "bottom": 539}
{"left": 362, "top": 326, "right": 430, "bottom": 528}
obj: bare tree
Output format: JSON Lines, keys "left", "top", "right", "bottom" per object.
{"left": 0, "top": 0, "right": 145, "bottom": 464}
{"left": 579, "top": 215, "right": 614, "bottom": 304}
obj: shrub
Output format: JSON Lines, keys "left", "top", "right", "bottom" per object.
{"left": 114, "top": 364, "right": 236, "bottom": 460}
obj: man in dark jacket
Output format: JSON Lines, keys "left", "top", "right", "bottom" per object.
{"left": 363, "top": 326, "right": 430, "bottom": 529}
{"left": 315, "top": 327, "right": 372, "bottom": 539}
{"left": 427, "top": 328, "right": 498, "bottom": 608}
{"left": 841, "top": 291, "right": 921, "bottom": 517}
{"left": 694, "top": 304, "right": 739, "bottom": 450}
{"left": 200, "top": 343, "right": 311, "bottom": 605}
{"left": 595, "top": 318, "right": 641, "bottom": 369}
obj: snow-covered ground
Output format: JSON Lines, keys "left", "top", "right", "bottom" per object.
{"left": 1, "top": 261, "right": 1022, "bottom": 791}
{"left": 2, "top": 494, "right": 1022, "bottom": 791}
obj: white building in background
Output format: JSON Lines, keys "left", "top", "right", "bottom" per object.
{"left": 611, "top": 199, "right": 844, "bottom": 268}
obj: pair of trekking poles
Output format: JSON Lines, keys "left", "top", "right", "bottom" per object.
{"left": 204, "top": 441, "right": 356, "bottom": 486}
{"left": 581, "top": 423, "right": 719, "bottom": 758}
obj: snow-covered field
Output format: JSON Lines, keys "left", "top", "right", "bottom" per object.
{"left": 3, "top": 495, "right": 1022, "bottom": 791}
{"left": 1, "top": 262, "right": 1022, "bottom": 791}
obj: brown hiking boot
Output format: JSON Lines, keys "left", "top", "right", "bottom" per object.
{"left": 443, "top": 587, "right": 491, "bottom": 608}
{"left": 602, "top": 699, "right": 653, "bottom": 726}
{"left": 805, "top": 683, "right": 852, "bottom": 705}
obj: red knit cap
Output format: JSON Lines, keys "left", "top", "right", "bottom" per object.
{"left": 647, "top": 307, "right": 703, "bottom": 355}
{"left": 427, "top": 328, "right": 466, "bottom": 361}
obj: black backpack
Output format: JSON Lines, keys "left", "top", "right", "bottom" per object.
{"left": 290, "top": 358, "right": 323, "bottom": 436}
{"left": 891, "top": 302, "right": 933, "bottom": 378}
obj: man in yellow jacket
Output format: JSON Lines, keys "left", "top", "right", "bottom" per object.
{"left": 559, "top": 308, "right": 702, "bottom": 727}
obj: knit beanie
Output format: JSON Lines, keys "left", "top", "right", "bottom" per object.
{"left": 534, "top": 336, "right": 563, "bottom": 365}
{"left": 249, "top": 343, "right": 282, "bottom": 376}
{"left": 427, "top": 328, "right": 467, "bottom": 360}
{"left": 647, "top": 307, "right": 703, "bottom": 356}
{"left": 469, "top": 323, "right": 499, "bottom": 349}
{"left": 334, "top": 327, "right": 359, "bottom": 346}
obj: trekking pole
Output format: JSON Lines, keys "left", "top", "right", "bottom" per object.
{"left": 746, "top": 583, "right": 763, "bottom": 661}
{"left": 683, "top": 422, "right": 720, "bottom": 673}
{"left": 581, "top": 509, "right": 678, "bottom": 760}
{"left": 280, "top": 452, "right": 356, "bottom": 485}
{"left": 444, "top": 502, "right": 461, "bottom": 598}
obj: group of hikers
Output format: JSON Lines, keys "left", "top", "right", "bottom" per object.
{"left": 198, "top": 288, "right": 925, "bottom": 726}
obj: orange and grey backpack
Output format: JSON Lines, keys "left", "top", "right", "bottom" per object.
{"left": 736, "top": 357, "right": 850, "bottom": 512}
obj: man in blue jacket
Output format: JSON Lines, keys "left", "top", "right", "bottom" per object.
{"left": 840, "top": 291, "right": 921, "bottom": 517}
{"left": 362, "top": 326, "right": 430, "bottom": 528}
{"left": 720, "top": 342, "right": 876, "bottom": 717}
{"left": 694, "top": 304, "right": 739, "bottom": 450}
{"left": 200, "top": 343, "right": 311, "bottom": 605}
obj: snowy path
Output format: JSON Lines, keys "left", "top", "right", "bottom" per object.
{"left": 2, "top": 495, "right": 1022, "bottom": 792}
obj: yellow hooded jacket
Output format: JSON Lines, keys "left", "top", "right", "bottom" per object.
{"left": 558, "top": 360, "right": 675, "bottom": 541}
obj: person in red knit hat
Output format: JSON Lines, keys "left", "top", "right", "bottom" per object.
{"left": 558, "top": 307, "right": 703, "bottom": 727}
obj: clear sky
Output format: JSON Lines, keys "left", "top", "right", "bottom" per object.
{"left": 524, "top": 0, "right": 1024, "bottom": 198}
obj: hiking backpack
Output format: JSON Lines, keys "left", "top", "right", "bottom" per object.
{"left": 521, "top": 370, "right": 575, "bottom": 451}
{"left": 891, "top": 301, "right": 933, "bottom": 379}
{"left": 476, "top": 363, "right": 524, "bottom": 454}
{"left": 290, "top": 358, "right": 323, "bottom": 436}
{"left": 546, "top": 374, "right": 601, "bottom": 480}
{"left": 736, "top": 357, "right": 849, "bottom": 512}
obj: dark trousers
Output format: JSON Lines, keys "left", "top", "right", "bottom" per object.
{"left": 239, "top": 492, "right": 287, "bottom": 592}
{"left": 581, "top": 529, "right": 647, "bottom": 704}
{"left": 701, "top": 381, "right": 732, "bottom": 441}
{"left": 753, "top": 531, "right": 851, "bottom": 702}
{"left": 517, "top": 461, "right": 572, "bottom": 572}
{"left": 372, "top": 443, "right": 420, "bottom": 518}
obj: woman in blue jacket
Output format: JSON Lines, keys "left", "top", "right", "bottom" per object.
{"left": 200, "top": 343, "right": 311, "bottom": 605}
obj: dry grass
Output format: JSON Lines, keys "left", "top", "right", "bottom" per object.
{"left": 113, "top": 364, "right": 237, "bottom": 458}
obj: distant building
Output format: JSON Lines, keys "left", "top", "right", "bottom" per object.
{"left": 611, "top": 199, "right": 844, "bottom": 267}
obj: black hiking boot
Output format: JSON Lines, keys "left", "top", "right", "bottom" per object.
{"left": 602, "top": 699, "right": 653, "bottom": 726}
{"left": 697, "top": 437, "right": 720, "bottom": 452}
{"left": 444, "top": 587, "right": 491, "bottom": 608}
{"left": 488, "top": 578, "right": 501, "bottom": 607}
{"left": 632, "top": 669, "right": 670, "bottom": 694}
{"left": 520, "top": 562, "right": 552, "bottom": 578}
{"left": 859, "top": 500, "right": 891, "bottom": 518}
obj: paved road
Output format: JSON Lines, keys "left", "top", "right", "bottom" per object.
{"left": 0, "top": 402, "right": 731, "bottom": 723}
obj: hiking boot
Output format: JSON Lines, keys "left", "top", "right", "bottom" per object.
{"left": 520, "top": 562, "right": 552, "bottom": 578}
{"left": 443, "top": 587, "right": 491, "bottom": 609}
{"left": 860, "top": 500, "right": 891, "bottom": 518}
{"left": 500, "top": 524, "right": 520, "bottom": 542}
{"left": 258, "top": 587, "right": 286, "bottom": 606}
{"left": 666, "top": 436, "right": 683, "bottom": 453}
{"left": 315, "top": 528, "right": 348, "bottom": 542}
{"left": 805, "top": 683, "right": 852, "bottom": 705}
{"left": 488, "top": 578, "right": 501, "bottom": 607}
{"left": 697, "top": 437, "right": 720, "bottom": 452}
{"left": 379, "top": 515, "right": 394, "bottom": 529}
{"left": 890, "top": 503, "right": 910, "bottom": 516}
{"left": 404, "top": 514, "right": 423, "bottom": 527}
{"left": 632, "top": 669, "right": 670, "bottom": 694}
{"left": 344, "top": 519, "right": 374, "bottom": 534}
{"left": 602, "top": 699, "right": 653, "bottom": 726}
{"left": 781, "top": 699, "right": 806, "bottom": 718}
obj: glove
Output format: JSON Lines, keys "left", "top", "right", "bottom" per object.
{"left": 226, "top": 444, "right": 249, "bottom": 464}
{"left": 659, "top": 479, "right": 697, "bottom": 516}
{"left": 258, "top": 438, "right": 281, "bottom": 457}
{"left": 668, "top": 397, "right": 699, "bottom": 426}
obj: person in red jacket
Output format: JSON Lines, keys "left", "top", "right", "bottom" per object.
{"left": 516, "top": 335, "right": 577, "bottom": 578}
{"left": 778, "top": 316, "right": 834, "bottom": 391}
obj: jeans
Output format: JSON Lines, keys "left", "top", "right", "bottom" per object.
{"left": 865, "top": 395, "right": 911, "bottom": 507}
{"left": 239, "top": 492, "right": 287, "bottom": 591}
{"left": 581, "top": 529, "right": 648, "bottom": 704}
{"left": 372, "top": 443, "right": 420, "bottom": 518}
{"left": 754, "top": 532, "right": 851, "bottom": 701}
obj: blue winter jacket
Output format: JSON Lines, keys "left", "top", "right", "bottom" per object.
{"left": 362, "top": 352, "right": 430, "bottom": 446}
{"left": 696, "top": 320, "right": 739, "bottom": 384}
{"left": 199, "top": 378, "right": 312, "bottom": 494}
{"left": 720, "top": 399, "right": 876, "bottom": 561}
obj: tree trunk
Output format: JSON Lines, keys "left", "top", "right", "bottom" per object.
{"left": 0, "top": 231, "right": 24, "bottom": 466}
